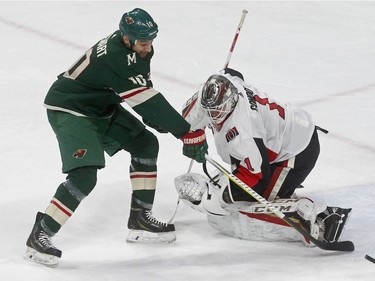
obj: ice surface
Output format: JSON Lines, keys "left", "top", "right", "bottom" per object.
{"left": 1, "top": 1, "right": 375, "bottom": 280}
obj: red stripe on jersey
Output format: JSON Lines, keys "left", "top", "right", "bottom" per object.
{"left": 263, "top": 165, "right": 285, "bottom": 199}
{"left": 182, "top": 97, "right": 197, "bottom": 119}
{"left": 50, "top": 199, "right": 72, "bottom": 217}
{"left": 236, "top": 166, "right": 261, "bottom": 187}
{"left": 130, "top": 174, "right": 157, "bottom": 179}
{"left": 267, "top": 148, "right": 278, "bottom": 162}
{"left": 121, "top": 88, "right": 149, "bottom": 100}
{"left": 240, "top": 212, "right": 290, "bottom": 227}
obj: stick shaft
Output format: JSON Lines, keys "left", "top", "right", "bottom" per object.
{"left": 223, "top": 9, "right": 248, "bottom": 69}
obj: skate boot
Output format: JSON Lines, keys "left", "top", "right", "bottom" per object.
{"left": 25, "top": 212, "right": 61, "bottom": 266}
{"left": 126, "top": 196, "right": 176, "bottom": 243}
{"left": 315, "top": 207, "right": 352, "bottom": 243}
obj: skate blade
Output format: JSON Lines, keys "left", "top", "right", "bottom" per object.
{"left": 126, "top": 229, "right": 176, "bottom": 244}
{"left": 24, "top": 247, "right": 60, "bottom": 266}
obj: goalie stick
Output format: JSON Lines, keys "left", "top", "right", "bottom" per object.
{"left": 365, "top": 254, "right": 375, "bottom": 264}
{"left": 182, "top": 10, "right": 248, "bottom": 119}
{"left": 174, "top": 10, "right": 249, "bottom": 222}
{"left": 224, "top": 9, "right": 248, "bottom": 69}
{"left": 205, "top": 154, "right": 355, "bottom": 252}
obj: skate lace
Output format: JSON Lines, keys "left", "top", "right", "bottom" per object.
{"left": 145, "top": 210, "right": 168, "bottom": 227}
{"left": 38, "top": 231, "right": 55, "bottom": 249}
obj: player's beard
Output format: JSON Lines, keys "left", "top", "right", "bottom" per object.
{"left": 138, "top": 52, "right": 147, "bottom": 58}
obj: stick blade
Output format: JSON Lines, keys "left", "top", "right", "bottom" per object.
{"left": 365, "top": 254, "right": 375, "bottom": 263}
{"left": 318, "top": 240, "right": 355, "bottom": 252}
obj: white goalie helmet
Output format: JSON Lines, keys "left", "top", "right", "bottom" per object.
{"left": 200, "top": 74, "right": 239, "bottom": 126}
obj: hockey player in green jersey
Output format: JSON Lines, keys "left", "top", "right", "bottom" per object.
{"left": 25, "top": 8, "right": 208, "bottom": 266}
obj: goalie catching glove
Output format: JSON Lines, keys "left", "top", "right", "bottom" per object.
{"left": 181, "top": 129, "right": 208, "bottom": 163}
{"left": 174, "top": 173, "right": 208, "bottom": 203}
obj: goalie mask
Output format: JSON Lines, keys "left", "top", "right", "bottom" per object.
{"left": 200, "top": 74, "right": 239, "bottom": 127}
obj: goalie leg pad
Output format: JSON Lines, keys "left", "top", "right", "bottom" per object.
{"left": 207, "top": 211, "right": 303, "bottom": 242}
{"left": 223, "top": 197, "right": 333, "bottom": 246}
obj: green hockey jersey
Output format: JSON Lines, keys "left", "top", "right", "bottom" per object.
{"left": 44, "top": 30, "right": 190, "bottom": 138}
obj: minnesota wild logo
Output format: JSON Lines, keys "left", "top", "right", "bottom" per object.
{"left": 125, "top": 17, "right": 134, "bottom": 24}
{"left": 72, "top": 149, "right": 87, "bottom": 159}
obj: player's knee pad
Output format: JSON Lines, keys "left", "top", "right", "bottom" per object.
{"left": 66, "top": 166, "right": 98, "bottom": 199}
{"left": 131, "top": 157, "right": 157, "bottom": 170}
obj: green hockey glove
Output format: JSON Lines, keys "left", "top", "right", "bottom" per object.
{"left": 181, "top": 129, "right": 208, "bottom": 163}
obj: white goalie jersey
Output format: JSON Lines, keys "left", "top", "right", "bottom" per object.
{"left": 183, "top": 74, "right": 316, "bottom": 171}
{"left": 178, "top": 73, "right": 352, "bottom": 246}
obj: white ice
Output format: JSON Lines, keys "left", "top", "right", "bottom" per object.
{"left": 1, "top": 1, "right": 375, "bottom": 280}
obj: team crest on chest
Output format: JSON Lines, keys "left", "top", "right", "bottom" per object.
{"left": 226, "top": 127, "right": 239, "bottom": 142}
{"left": 127, "top": 52, "right": 137, "bottom": 66}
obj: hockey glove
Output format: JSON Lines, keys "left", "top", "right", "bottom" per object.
{"left": 181, "top": 129, "right": 208, "bottom": 163}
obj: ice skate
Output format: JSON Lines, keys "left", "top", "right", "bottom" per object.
{"left": 25, "top": 212, "right": 61, "bottom": 266}
{"left": 126, "top": 196, "right": 176, "bottom": 243}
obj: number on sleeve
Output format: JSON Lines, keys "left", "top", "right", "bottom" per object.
{"left": 128, "top": 75, "right": 147, "bottom": 86}
{"left": 63, "top": 48, "right": 93, "bottom": 80}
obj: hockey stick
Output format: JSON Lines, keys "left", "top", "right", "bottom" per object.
{"left": 168, "top": 159, "right": 195, "bottom": 223}
{"left": 223, "top": 9, "right": 248, "bottom": 69}
{"left": 175, "top": 10, "right": 249, "bottom": 223}
{"left": 205, "top": 154, "right": 355, "bottom": 252}
{"left": 182, "top": 10, "right": 248, "bottom": 119}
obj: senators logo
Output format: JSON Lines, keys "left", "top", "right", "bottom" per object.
{"left": 226, "top": 127, "right": 239, "bottom": 142}
{"left": 72, "top": 149, "right": 87, "bottom": 159}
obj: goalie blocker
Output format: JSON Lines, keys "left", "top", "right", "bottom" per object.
{"left": 174, "top": 172, "right": 352, "bottom": 246}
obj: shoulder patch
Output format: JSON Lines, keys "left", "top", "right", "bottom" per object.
{"left": 226, "top": 127, "right": 239, "bottom": 142}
